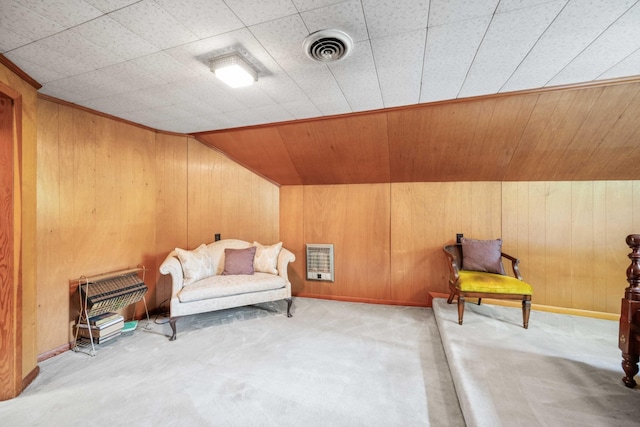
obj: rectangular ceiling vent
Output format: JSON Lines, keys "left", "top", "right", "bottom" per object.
{"left": 306, "top": 244, "right": 334, "bottom": 282}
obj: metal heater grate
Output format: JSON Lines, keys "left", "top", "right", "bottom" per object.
{"left": 306, "top": 244, "right": 334, "bottom": 282}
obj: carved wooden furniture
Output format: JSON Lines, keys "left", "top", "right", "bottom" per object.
{"left": 443, "top": 244, "right": 533, "bottom": 328}
{"left": 619, "top": 234, "right": 640, "bottom": 388}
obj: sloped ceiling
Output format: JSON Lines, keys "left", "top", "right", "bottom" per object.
{"left": 2, "top": 0, "right": 640, "bottom": 134}
{"left": 195, "top": 79, "right": 640, "bottom": 185}
{"left": 3, "top": 1, "right": 640, "bottom": 186}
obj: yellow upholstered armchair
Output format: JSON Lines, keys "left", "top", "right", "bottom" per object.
{"left": 443, "top": 238, "right": 533, "bottom": 328}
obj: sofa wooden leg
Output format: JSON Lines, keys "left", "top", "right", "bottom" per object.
{"left": 285, "top": 298, "right": 293, "bottom": 318}
{"left": 457, "top": 296, "right": 465, "bottom": 325}
{"left": 169, "top": 317, "right": 177, "bottom": 341}
{"left": 522, "top": 300, "right": 531, "bottom": 329}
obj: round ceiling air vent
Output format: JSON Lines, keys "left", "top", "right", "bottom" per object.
{"left": 303, "top": 29, "right": 353, "bottom": 63}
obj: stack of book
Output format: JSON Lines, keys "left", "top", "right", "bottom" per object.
{"left": 76, "top": 312, "right": 124, "bottom": 344}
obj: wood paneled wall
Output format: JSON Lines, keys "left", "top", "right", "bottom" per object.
{"left": 281, "top": 181, "right": 636, "bottom": 313}
{"left": 36, "top": 98, "right": 279, "bottom": 355}
{"left": 502, "top": 181, "right": 640, "bottom": 314}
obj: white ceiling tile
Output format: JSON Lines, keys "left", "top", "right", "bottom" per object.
{"left": 301, "top": 0, "right": 368, "bottom": 42}
{"left": 362, "top": 0, "right": 429, "bottom": 40}
{"left": 225, "top": 0, "right": 297, "bottom": 26}
{"left": 496, "top": 0, "right": 567, "bottom": 14}
{"left": 154, "top": 0, "right": 244, "bottom": 39}
{"left": 548, "top": 3, "right": 640, "bottom": 86}
{"left": 38, "top": 78, "right": 85, "bottom": 102}
{"left": 420, "top": 16, "right": 491, "bottom": 103}
{"left": 599, "top": 48, "right": 640, "bottom": 80}
{"left": 83, "top": 0, "right": 139, "bottom": 13}
{"left": 249, "top": 14, "right": 308, "bottom": 59}
{"left": 152, "top": 115, "right": 222, "bottom": 133}
{"left": 40, "top": 29, "right": 124, "bottom": 70}
{"left": 131, "top": 52, "right": 200, "bottom": 84}
{"left": 80, "top": 92, "right": 154, "bottom": 115}
{"left": 258, "top": 74, "right": 307, "bottom": 104}
{"left": 0, "top": 27, "right": 31, "bottom": 52}
{"left": 459, "top": 0, "right": 565, "bottom": 98}
{"left": 291, "top": 0, "right": 337, "bottom": 12}
{"left": 428, "top": 0, "right": 499, "bottom": 27}
{"left": 223, "top": 85, "right": 276, "bottom": 108}
{"left": 171, "top": 99, "right": 223, "bottom": 118}
{"left": 328, "top": 40, "right": 383, "bottom": 112}
{"left": 16, "top": 0, "right": 102, "bottom": 28}
{"left": 103, "top": 61, "right": 163, "bottom": 88}
{"left": 0, "top": 1, "right": 64, "bottom": 47}
{"left": 109, "top": 0, "right": 198, "bottom": 50}
{"left": 372, "top": 28, "right": 426, "bottom": 107}
{"left": 7, "top": 40, "right": 96, "bottom": 77}
{"left": 503, "top": 0, "right": 638, "bottom": 92}
{"left": 168, "top": 76, "right": 247, "bottom": 112}
{"left": 73, "top": 16, "right": 159, "bottom": 61}
{"left": 220, "top": 109, "right": 269, "bottom": 128}
{"left": 39, "top": 74, "right": 112, "bottom": 102}
{"left": 126, "top": 84, "right": 192, "bottom": 109}
{"left": 253, "top": 104, "right": 295, "bottom": 124}
{"left": 73, "top": 69, "right": 133, "bottom": 98}
{"left": 2, "top": 54, "right": 66, "bottom": 83}
{"left": 281, "top": 99, "right": 322, "bottom": 120}
{"left": 277, "top": 55, "right": 350, "bottom": 115}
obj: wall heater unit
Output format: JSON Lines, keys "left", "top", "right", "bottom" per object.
{"left": 306, "top": 244, "right": 334, "bottom": 282}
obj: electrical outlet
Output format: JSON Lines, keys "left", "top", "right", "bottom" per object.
{"left": 456, "top": 233, "right": 464, "bottom": 243}
{"left": 215, "top": 233, "right": 221, "bottom": 241}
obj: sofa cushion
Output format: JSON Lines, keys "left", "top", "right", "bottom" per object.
{"left": 208, "top": 240, "right": 251, "bottom": 275}
{"left": 222, "top": 247, "right": 256, "bottom": 275}
{"left": 175, "top": 244, "right": 215, "bottom": 286}
{"left": 177, "top": 273, "right": 286, "bottom": 302}
{"left": 253, "top": 241, "right": 282, "bottom": 274}
{"left": 461, "top": 237, "right": 504, "bottom": 274}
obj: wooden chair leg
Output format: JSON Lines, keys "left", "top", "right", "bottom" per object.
{"left": 457, "top": 296, "right": 465, "bottom": 325}
{"left": 477, "top": 298, "right": 482, "bottom": 306}
{"left": 447, "top": 290, "right": 455, "bottom": 304}
{"left": 522, "top": 300, "right": 531, "bottom": 329}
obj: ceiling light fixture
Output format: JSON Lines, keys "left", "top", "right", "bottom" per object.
{"left": 210, "top": 54, "right": 257, "bottom": 88}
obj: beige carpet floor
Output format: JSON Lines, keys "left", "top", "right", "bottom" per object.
{"left": 3, "top": 297, "right": 638, "bottom": 426}
{"left": 432, "top": 298, "right": 640, "bottom": 427}
{"left": 0, "top": 298, "right": 463, "bottom": 426}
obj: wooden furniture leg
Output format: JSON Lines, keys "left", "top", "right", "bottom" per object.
{"left": 457, "top": 296, "right": 465, "bottom": 325}
{"left": 285, "top": 298, "right": 293, "bottom": 318}
{"left": 169, "top": 318, "right": 177, "bottom": 341}
{"left": 522, "top": 299, "right": 531, "bottom": 329}
{"left": 619, "top": 234, "right": 640, "bottom": 387}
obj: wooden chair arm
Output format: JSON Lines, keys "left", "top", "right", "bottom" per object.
{"left": 501, "top": 252, "right": 523, "bottom": 280}
{"left": 443, "top": 248, "right": 460, "bottom": 284}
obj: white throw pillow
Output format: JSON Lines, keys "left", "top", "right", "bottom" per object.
{"left": 175, "top": 244, "right": 215, "bottom": 286}
{"left": 253, "top": 241, "right": 282, "bottom": 274}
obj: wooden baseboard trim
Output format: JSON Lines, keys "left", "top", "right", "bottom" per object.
{"left": 293, "top": 293, "right": 428, "bottom": 307}
{"left": 21, "top": 365, "right": 40, "bottom": 392}
{"left": 428, "top": 292, "right": 619, "bottom": 321}
{"left": 38, "top": 342, "right": 71, "bottom": 362}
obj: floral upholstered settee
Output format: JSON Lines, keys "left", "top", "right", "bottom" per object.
{"left": 159, "top": 239, "right": 295, "bottom": 340}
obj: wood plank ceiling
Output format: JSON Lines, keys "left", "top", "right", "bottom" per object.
{"left": 195, "top": 79, "right": 640, "bottom": 185}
